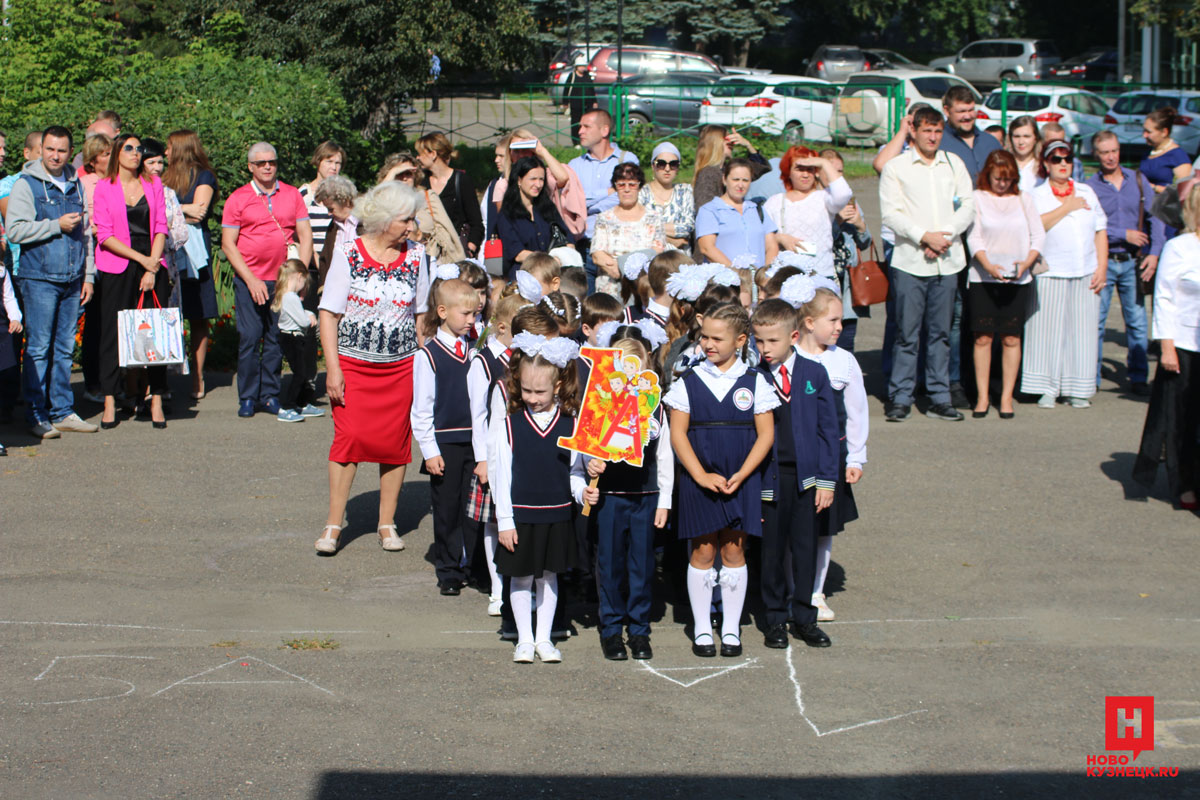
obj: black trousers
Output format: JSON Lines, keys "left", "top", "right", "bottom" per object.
{"left": 97, "top": 266, "right": 169, "bottom": 397}
{"left": 761, "top": 468, "right": 819, "bottom": 627}
{"left": 302, "top": 269, "right": 320, "bottom": 395}
{"left": 278, "top": 331, "right": 315, "bottom": 410}
{"left": 430, "top": 441, "right": 477, "bottom": 585}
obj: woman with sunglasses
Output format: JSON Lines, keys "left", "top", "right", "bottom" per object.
{"left": 638, "top": 142, "right": 694, "bottom": 253}
{"left": 762, "top": 146, "right": 850, "bottom": 280}
{"left": 91, "top": 134, "right": 171, "bottom": 429}
{"left": 1023, "top": 140, "right": 1107, "bottom": 410}
{"left": 375, "top": 153, "right": 463, "bottom": 262}
{"left": 592, "top": 162, "right": 666, "bottom": 299}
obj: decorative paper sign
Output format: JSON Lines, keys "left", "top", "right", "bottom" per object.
{"left": 558, "top": 346, "right": 661, "bottom": 468}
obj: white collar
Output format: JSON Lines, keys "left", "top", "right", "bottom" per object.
{"left": 697, "top": 357, "right": 748, "bottom": 381}
{"left": 771, "top": 351, "right": 797, "bottom": 375}
{"left": 647, "top": 298, "right": 670, "bottom": 317}
{"left": 486, "top": 336, "right": 507, "bottom": 356}
{"left": 435, "top": 328, "right": 466, "bottom": 349}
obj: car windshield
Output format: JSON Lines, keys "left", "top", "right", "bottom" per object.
{"left": 825, "top": 48, "right": 864, "bottom": 60}
{"left": 1113, "top": 94, "right": 1183, "bottom": 114}
{"left": 984, "top": 92, "right": 1050, "bottom": 111}
{"left": 1035, "top": 41, "right": 1059, "bottom": 57}
{"left": 711, "top": 80, "right": 765, "bottom": 98}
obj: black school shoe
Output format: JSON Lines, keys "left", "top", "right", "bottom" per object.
{"left": 627, "top": 634, "right": 653, "bottom": 660}
{"left": 691, "top": 637, "right": 717, "bottom": 658}
{"left": 720, "top": 637, "right": 742, "bottom": 658}
{"left": 600, "top": 634, "right": 628, "bottom": 661}
{"left": 950, "top": 383, "right": 971, "bottom": 409}
{"left": 764, "top": 623, "right": 789, "bottom": 649}
{"left": 438, "top": 580, "right": 464, "bottom": 596}
{"left": 884, "top": 403, "right": 911, "bottom": 422}
{"left": 792, "top": 622, "right": 832, "bottom": 648}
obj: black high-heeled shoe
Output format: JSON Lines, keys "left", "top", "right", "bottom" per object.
{"left": 972, "top": 406, "right": 989, "bottom": 418}
{"left": 151, "top": 419, "right": 167, "bottom": 429}
{"left": 100, "top": 418, "right": 119, "bottom": 430}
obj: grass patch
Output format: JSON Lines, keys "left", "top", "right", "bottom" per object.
{"left": 281, "top": 636, "right": 340, "bottom": 651}
{"left": 210, "top": 640, "right": 242, "bottom": 648}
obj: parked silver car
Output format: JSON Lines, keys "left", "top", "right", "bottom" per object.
{"left": 805, "top": 45, "right": 869, "bottom": 82}
{"left": 929, "top": 39, "right": 1061, "bottom": 88}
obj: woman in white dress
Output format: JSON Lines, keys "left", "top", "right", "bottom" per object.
{"left": 762, "top": 146, "right": 852, "bottom": 280}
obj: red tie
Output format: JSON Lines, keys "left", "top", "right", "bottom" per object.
{"left": 504, "top": 348, "right": 512, "bottom": 359}
{"left": 779, "top": 363, "right": 790, "bottom": 396}
{"left": 455, "top": 341, "right": 464, "bottom": 358}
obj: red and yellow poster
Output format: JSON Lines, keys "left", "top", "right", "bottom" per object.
{"left": 558, "top": 346, "right": 661, "bottom": 468}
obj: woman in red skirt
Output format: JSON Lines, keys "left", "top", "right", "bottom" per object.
{"left": 315, "top": 182, "right": 431, "bottom": 554}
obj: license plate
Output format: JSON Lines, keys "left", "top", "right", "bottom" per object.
{"left": 839, "top": 97, "right": 863, "bottom": 114}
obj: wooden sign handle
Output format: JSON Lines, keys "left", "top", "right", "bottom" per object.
{"left": 581, "top": 476, "right": 600, "bottom": 517}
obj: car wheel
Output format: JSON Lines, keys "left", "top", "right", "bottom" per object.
{"left": 1000, "top": 71, "right": 1018, "bottom": 85}
{"left": 784, "top": 121, "right": 805, "bottom": 144}
{"left": 627, "top": 112, "right": 650, "bottom": 129}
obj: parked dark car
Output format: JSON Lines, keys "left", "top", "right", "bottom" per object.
{"left": 805, "top": 45, "right": 869, "bottom": 81}
{"left": 1049, "top": 48, "right": 1120, "bottom": 86}
{"left": 600, "top": 72, "right": 723, "bottom": 133}
{"left": 864, "top": 49, "right": 930, "bottom": 71}
{"left": 588, "top": 45, "right": 723, "bottom": 85}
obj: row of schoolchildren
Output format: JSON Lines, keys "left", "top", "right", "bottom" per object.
{"left": 409, "top": 249, "right": 867, "bottom": 664}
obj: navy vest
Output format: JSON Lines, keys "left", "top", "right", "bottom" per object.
{"left": 472, "top": 345, "right": 508, "bottom": 426}
{"left": 421, "top": 338, "right": 472, "bottom": 445}
{"left": 508, "top": 407, "right": 576, "bottom": 523}
{"left": 760, "top": 353, "right": 840, "bottom": 495}
{"left": 599, "top": 403, "right": 664, "bottom": 495}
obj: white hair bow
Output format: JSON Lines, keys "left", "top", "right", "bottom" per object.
{"left": 510, "top": 332, "right": 580, "bottom": 368}
{"left": 812, "top": 275, "right": 842, "bottom": 296}
{"left": 779, "top": 274, "right": 817, "bottom": 309}
{"left": 634, "top": 318, "right": 668, "bottom": 349}
{"left": 595, "top": 320, "right": 622, "bottom": 348}
{"left": 710, "top": 268, "right": 741, "bottom": 288}
{"left": 514, "top": 270, "right": 543, "bottom": 303}
{"left": 665, "top": 264, "right": 710, "bottom": 302}
{"left": 622, "top": 251, "right": 652, "bottom": 282}
{"left": 730, "top": 253, "right": 756, "bottom": 272}
{"left": 772, "top": 250, "right": 807, "bottom": 270}
{"left": 434, "top": 262, "right": 461, "bottom": 282}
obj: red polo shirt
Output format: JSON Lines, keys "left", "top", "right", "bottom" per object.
{"left": 221, "top": 181, "right": 308, "bottom": 281}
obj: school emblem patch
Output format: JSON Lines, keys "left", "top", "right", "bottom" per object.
{"left": 732, "top": 387, "right": 754, "bottom": 411}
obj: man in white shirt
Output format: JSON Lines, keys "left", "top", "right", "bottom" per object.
{"left": 878, "top": 107, "right": 974, "bottom": 422}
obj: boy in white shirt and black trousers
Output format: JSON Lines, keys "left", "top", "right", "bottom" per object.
{"left": 752, "top": 293, "right": 840, "bottom": 648}
{"left": 413, "top": 278, "right": 482, "bottom": 596}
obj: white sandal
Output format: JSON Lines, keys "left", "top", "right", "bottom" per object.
{"left": 315, "top": 524, "right": 342, "bottom": 555}
{"left": 378, "top": 524, "right": 405, "bottom": 551}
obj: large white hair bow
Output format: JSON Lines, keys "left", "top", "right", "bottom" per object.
{"left": 434, "top": 262, "right": 461, "bottom": 282}
{"left": 514, "top": 270, "right": 543, "bottom": 303}
{"left": 665, "top": 264, "right": 710, "bottom": 302}
{"left": 621, "top": 251, "right": 652, "bottom": 282}
{"left": 779, "top": 274, "right": 817, "bottom": 309}
{"left": 510, "top": 332, "right": 580, "bottom": 367}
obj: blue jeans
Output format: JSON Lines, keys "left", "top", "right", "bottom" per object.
{"left": 233, "top": 275, "right": 281, "bottom": 405}
{"left": 594, "top": 493, "right": 658, "bottom": 638}
{"left": 19, "top": 276, "right": 82, "bottom": 425}
{"left": 1097, "top": 256, "right": 1148, "bottom": 386}
{"left": 889, "top": 270, "right": 956, "bottom": 406}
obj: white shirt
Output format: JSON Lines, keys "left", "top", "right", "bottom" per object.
{"left": 662, "top": 357, "right": 780, "bottom": 415}
{"left": 487, "top": 402, "right": 587, "bottom": 531}
{"left": 1017, "top": 159, "right": 1039, "bottom": 193}
{"left": 879, "top": 149, "right": 975, "bottom": 277}
{"left": 645, "top": 297, "right": 670, "bottom": 321}
{"left": 468, "top": 336, "right": 508, "bottom": 462}
{"left": 1153, "top": 232, "right": 1200, "bottom": 353}
{"left": 795, "top": 345, "right": 868, "bottom": 470}
{"left": 763, "top": 177, "right": 853, "bottom": 279}
{"left": 575, "top": 414, "right": 676, "bottom": 510}
{"left": 1031, "top": 182, "right": 1107, "bottom": 279}
{"left": 411, "top": 328, "right": 470, "bottom": 460}
{"left": 1, "top": 266, "right": 21, "bottom": 324}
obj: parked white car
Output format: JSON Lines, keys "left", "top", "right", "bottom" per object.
{"left": 699, "top": 75, "right": 839, "bottom": 142}
{"left": 977, "top": 86, "right": 1109, "bottom": 154}
{"left": 1105, "top": 90, "right": 1200, "bottom": 159}
{"left": 831, "top": 69, "right": 980, "bottom": 146}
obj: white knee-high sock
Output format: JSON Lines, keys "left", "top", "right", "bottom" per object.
{"left": 687, "top": 565, "right": 717, "bottom": 643}
{"left": 511, "top": 575, "right": 534, "bottom": 645}
{"left": 483, "top": 521, "right": 502, "bottom": 598}
{"left": 813, "top": 536, "right": 833, "bottom": 596}
{"left": 720, "top": 565, "right": 749, "bottom": 643}
{"left": 534, "top": 572, "right": 558, "bottom": 644}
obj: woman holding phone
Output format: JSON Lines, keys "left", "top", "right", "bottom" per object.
{"left": 692, "top": 125, "right": 770, "bottom": 213}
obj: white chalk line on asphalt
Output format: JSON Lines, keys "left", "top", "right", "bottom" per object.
{"left": 23, "top": 655, "right": 158, "bottom": 706}
{"left": 638, "top": 658, "right": 761, "bottom": 688}
{"left": 151, "top": 655, "right": 334, "bottom": 697}
{"left": 785, "top": 644, "right": 927, "bottom": 737}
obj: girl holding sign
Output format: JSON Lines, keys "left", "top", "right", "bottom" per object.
{"left": 489, "top": 332, "right": 595, "bottom": 664}
{"left": 663, "top": 302, "right": 779, "bottom": 657}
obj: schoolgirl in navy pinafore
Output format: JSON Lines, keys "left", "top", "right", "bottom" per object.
{"left": 820, "top": 381, "right": 859, "bottom": 535}
{"left": 675, "top": 368, "right": 764, "bottom": 538}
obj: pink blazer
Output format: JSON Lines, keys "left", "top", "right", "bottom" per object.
{"left": 93, "top": 175, "right": 169, "bottom": 274}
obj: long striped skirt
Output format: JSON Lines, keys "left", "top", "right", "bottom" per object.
{"left": 1020, "top": 274, "right": 1099, "bottom": 399}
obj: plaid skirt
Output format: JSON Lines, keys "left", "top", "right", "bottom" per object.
{"left": 466, "top": 474, "right": 495, "bottom": 523}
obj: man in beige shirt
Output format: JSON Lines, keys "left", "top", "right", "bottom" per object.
{"left": 878, "top": 107, "right": 974, "bottom": 422}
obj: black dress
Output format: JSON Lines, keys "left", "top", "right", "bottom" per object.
{"left": 177, "top": 169, "right": 219, "bottom": 321}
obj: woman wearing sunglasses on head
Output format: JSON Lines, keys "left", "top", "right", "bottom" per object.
{"left": 91, "top": 134, "right": 171, "bottom": 429}
{"left": 638, "top": 142, "right": 694, "bottom": 253}
{"left": 1023, "top": 140, "right": 1107, "bottom": 411}
{"left": 376, "top": 153, "right": 463, "bottom": 262}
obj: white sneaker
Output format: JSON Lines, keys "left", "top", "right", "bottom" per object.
{"left": 487, "top": 595, "right": 503, "bottom": 616}
{"left": 1067, "top": 397, "right": 1092, "bottom": 408}
{"left": 53, "top": 413, "right": 98, "bottom": 433}
{"left": 1037, "top": 393, "right": 1056, "bottom": 409}
{"left": 534, "top": 641, "right": 562, "bottom": 663}
{"left": 513, "top": 642, "right": 535, "bottom": 663}
{"left": 813, "top": 593, "right": 835, "bottom": 622}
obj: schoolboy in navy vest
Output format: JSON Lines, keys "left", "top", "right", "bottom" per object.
{"left": 751, "top": 296, "right": 839, "bottom": 649}
{"left": 578, "top": 332, "right": 673, "bottom": 661}
{"left": 413, "top": 278, "right": 481, "bottom": 596}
